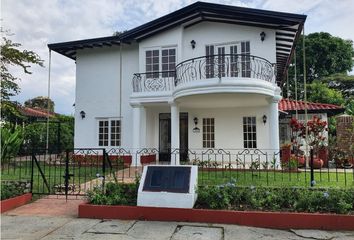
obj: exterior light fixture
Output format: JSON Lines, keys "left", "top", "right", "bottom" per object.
{"left": 260, "top": 31, "right": 266, "bottom": 42}
{"left": 190, "top": 40, "right": 196, "bottom": 49}
{"left": 80, "top": 110, "right": 86, "bottom": 119}
{"left": 193, "top": 117, "right": 200, "bottom": 133}
{"left": 262, "top": 115, "right": 267, "bottom": 124}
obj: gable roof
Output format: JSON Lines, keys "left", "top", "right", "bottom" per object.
{"left": 19, "top": 106, "right": 56, "bottom": 118}
{"left": 279, "top": 99, "right": 345, "bottom": 117}
{"left": 48, "top": 1, "right": 306, "bottom": 84}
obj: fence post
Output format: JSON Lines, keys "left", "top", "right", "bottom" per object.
{"left": 310, "top": 148, "right": 314, "bottom": 187}
{"left": 30, "top": 149, "right": 34, "bottom": 193}
{"left": 102, "top": 149, "right": 106, "bottom": 190}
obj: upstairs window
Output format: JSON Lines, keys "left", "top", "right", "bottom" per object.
{"left": 145, "top": 48, "right": 176, "bottom": 78}
{"left": 146, "top": 50, "right": 159, "bottom": 78}
{"left": 162, "top": 49, "right": 176, "bottom": 77}
{"left": 241, "top": 41, "right": 251, "bottom": 77}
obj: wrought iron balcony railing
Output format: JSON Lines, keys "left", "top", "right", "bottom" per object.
{"left": 175, "top": 54, "right": 275, "bottom": 86}
{"left": 132, "top": 71, "right": 175, "bottom": 93}
{"left": 132, "top": 54, "right": 275, "bottom": 93}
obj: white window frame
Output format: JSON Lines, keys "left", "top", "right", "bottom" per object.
{"left": 97, "top": 118, "right": 121, "bottom": 147}
{"left": 202, "top": 118, "right": 215, "bottom": 148}
{"left": 144, "top": 46, "right": 177, "bottom": 78}
{"left": 243, "top": 116, "right": 257, "bottom": 149}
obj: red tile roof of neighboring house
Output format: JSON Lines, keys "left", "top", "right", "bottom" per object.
{"left": 279, "top": 99, "right": 345, "bottom": 116}
{"left": 19, "top": 107, "right": 55, "bottom": 118}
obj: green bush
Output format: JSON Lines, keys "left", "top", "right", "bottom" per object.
{"left": 196, "top": 183, "right": 354, "bottom": 214}
{"left": 86, "top": 182, "right": 138, "bottom": 206}
{"left": 85, "top": 179, "right": 354, "bottom": 214}
{"left": 1, "top": 182, "right": 28, "bottom": 200}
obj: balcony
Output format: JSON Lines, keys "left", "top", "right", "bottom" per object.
{"left": 132, "top": 54, "right": 277, "bottom": 101}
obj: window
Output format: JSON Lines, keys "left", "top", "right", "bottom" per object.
{"left": 205, "top": 45, "right": 214, "bottom": 78}
{"left": 146, "top": 50, "right": 159, "bottom": 78}
{"left": 98, "top": 119, "right": 121, "bottom": 147}
{"left": 230, "top": 45, "right": 238, "bottom": 77}
{"left": 241, "top": 41, "right": 251, "bottom": 77}
{"left": 203, "top": 118, "right": 215, "bottom": 148}
{"left": 98, "top": 120, "right": 109, "bottom": 146}
{"left": 206, "top": 41, "right": 250, "bottom": 78}
{"left": 110, "top": 120, "right": 121, "bottom": 146}
{"left": 145, "top": 48, "right": 176, "bottom": 78}
{"left": 162, "top": 49, "right": 176, "bottom": 77}
{"left": 243, "top": 117, "right": 257, "bottom": 148}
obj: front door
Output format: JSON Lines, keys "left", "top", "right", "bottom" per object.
{"left": 159, "top": 113, "right": 188, "bottom": 162}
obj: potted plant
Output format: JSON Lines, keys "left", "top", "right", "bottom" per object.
{"left": 281, "top": 143, "right": 291, "bottom": 164}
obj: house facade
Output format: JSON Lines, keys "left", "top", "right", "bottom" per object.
{"left": 48, "top": 2, "right": 307, "bottom": 165}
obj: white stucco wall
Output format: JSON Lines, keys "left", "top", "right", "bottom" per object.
{"left": 75, "top": 44, "right": 138, "bottom": 149}
{"left": 74, "top": 20, "right": 279, "bottom": 150}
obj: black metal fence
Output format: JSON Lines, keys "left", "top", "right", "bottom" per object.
{"left": 1, "top": 148, "right": 353, "bottom": 198}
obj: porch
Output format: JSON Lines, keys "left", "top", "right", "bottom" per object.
{"left": 131, "top": 92, "right": 281, "bottom": 166}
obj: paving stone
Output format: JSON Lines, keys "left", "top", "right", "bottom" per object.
{"left": 1, "top": 215, "right": 70, "bottom": 240}
{"left": 127, "top": 221, "right": 178, "bottom": 240}
{"left": 86, "top": 219, "right": 136, "bottom": 234}
{"left": 171, "top": 225, "right": 223, "bottom": 240}
{"left": 41, "top": 218, "right": 101, "bottom": 240}
{"left": 291, "top": 229, "right": 354, "bottom": 240}
{"left": 220, "top": 224, "right": 304, "bottom": 240}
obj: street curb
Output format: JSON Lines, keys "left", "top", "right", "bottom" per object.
{"left": 78, "top": 203, "right": 354, "bottom": 230}
{"left": 0, "top": 193, "right": 32, "bottom": 213}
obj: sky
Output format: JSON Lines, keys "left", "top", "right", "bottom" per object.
{"left": 2, "top": 0, "right": 354, "bottom": 115}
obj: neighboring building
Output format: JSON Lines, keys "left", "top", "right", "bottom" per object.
{"left": 278, "top": 98, "right": 345, "bottom": 145}
{"left": 18, "top": 106, "right": 56, "bottom": 123}
{"left": 48, "top": 2, "right": 307, "bottom": 165}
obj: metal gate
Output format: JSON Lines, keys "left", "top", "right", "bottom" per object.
{"left": 30, "top": 148, "right": 119, "bottom": 198}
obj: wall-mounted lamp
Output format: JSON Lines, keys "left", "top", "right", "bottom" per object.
{"left": 193, "top": 117, "right": 200, "bottom": 133}
{"left": 190, "top": 40, "right": 196, "bottom": 49}
{"left": 80, "top": 110, "right": 86, "bottom": 119}
{"left": 262, "top": 114, "right": 267, "bottom": 125}
{"left": 260, "top": 31, "right": 266, "bottom": 42}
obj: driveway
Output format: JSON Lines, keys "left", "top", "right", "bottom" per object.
{"left": 2, "top": 214, "right": 354, "bottom": 240}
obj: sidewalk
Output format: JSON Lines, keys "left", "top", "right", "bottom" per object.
{"left": 2, "top": 214, "right": 354, "bottom": 240}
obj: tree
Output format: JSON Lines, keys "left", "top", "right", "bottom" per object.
{"left": 284, "top": 32, "right": 353, "bottom": 99}
{"left": 321, "top": 73, "right": 354, "bottom": 99}
{"left": 307, "top": 80, "right": 345, "bottom": 106}
{"left": 1, "top": 30, "right": 44, "bottom": 100}
{"left": 1, "top": 125, "right": 23, "bottom": 164}
{"left": 24, "top": 96, "right": 55, "bottom": 112}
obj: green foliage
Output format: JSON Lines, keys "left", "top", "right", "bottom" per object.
{"left": 284, "top": 32, "right": 353, "bottom": 100}
{"left": 86, "top": 182, "right": 138, "bottom": 206}
{"left": 24, "top": 96, "right": 55, "bottom": 112}
{"left": 307, "top": 80, "right": 345, "bottom": 106}
{"left": 21, "top": 117, "right": 74, "bottom": 152}
{"left": 1, "top": 125, "right": 23, "bottom": 164}
{"left": 1, "top": 30, "right": 44, "bottom": 100}
{"left": 0, "top": 101, "right": 26, "bottom": 123}
{"left": 196, "top": 184, "right": 354, "bottom": 214}
{"left": 0, "top": 182, "right": 27, "bottom": 200}
{"left": 321, "top": 73, "right": 354, "bottom": 99}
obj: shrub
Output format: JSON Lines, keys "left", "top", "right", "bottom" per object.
{"left": 195, "top": 184, "right": 354, "bottom": 214}
{"left": 86, "top": 182, "right": 138, "bottom": 206}
{"left": 1, "top": 181, "right": 29, "bottom": 200}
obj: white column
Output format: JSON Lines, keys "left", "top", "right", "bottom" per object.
{"left": 132, "top": 104, "right": 142, "bottom": 166}
{"left": 269, "top": 96, "right": 281, "bottom": 167}
{"left": 170, "top": 102, "right": 180, "bottom": 165}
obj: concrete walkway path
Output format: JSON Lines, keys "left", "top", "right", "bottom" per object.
{"left": 2, "top": 214, "right": 354, "bottom": 240}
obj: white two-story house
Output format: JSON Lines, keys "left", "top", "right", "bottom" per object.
{"left": 48, "top": 2, "right": 307, "bottom": 165}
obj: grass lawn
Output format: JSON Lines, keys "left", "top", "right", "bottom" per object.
{"left": 198, "top": 169, "right": 354, "bottom": 188}
{"left": 0, "top": 161, "right": 123, "bottom": 195}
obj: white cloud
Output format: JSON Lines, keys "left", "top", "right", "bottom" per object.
{"left": 2, "top": 0, "right": 353, "bottom": 114}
